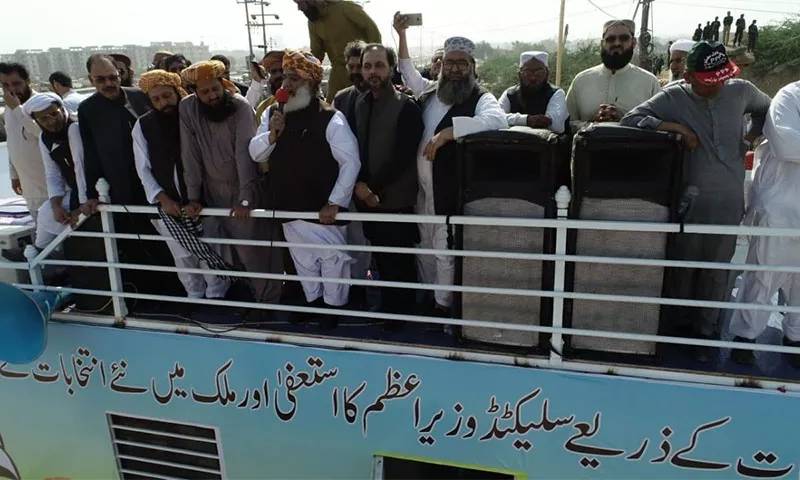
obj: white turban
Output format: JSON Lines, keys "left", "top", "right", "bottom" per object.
{"left": 444, "top": 36, "right": 476, "bottom": 56}
{"left": 669, "top": 39, "right": 696, "bottom": 56}
{"left": 520, "top": 51, "right": 549, "bottom": 67}
{"left": 21, "top": 92, "right": 63, "bottom": 118}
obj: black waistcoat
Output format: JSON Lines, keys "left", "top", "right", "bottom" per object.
{"left": 269, "top": 98, "right": 338, "bottom": 213}
{"left": 420, "top": 85, "right": 485, "bottom": 215}
{"left": 41, "top": 117, "right": 79, "bottom": 210}
{"left": 138, "top": 110, "right": 186, "bottom": 202}
{"left": 507, "top": 83, "right": 557, "bottom": 116}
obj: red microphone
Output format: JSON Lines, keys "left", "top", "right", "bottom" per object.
{"left": 275, "top": 88, "right": 290, "bottom": 113}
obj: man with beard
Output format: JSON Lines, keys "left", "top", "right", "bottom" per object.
{"left": 249, "top": 50, "right": 360, "bottom": 327}
{"left": 666, "top": 39, "right": 695, "bottom": 85}
{"left": 353, "top": 44, "right": 423, "bottom": 322}
{"left": 622, "top": 41, "right": 771, "bottom": 361}
{"left": 180, "top": 60, "right": 282, "bottom": 306}
{"left": 293, "top": 0, "right": 381, "bottom": 103}
{"left": 21, "top": 92, "right": 86, "bottom": 249}
{"left": 395, "top": 14, "right": 507, "bottom": 317}
{"left": 566, "top": 19, "right": 660, "bottom": 123}
{"left": 499, "top": 51, "right": 568, "bottom": 133}
{"left": 255, "top": 51, "right": 287, "bottom": 124}
{"left": 333, "top": 40, "right": 367, "bottom": 129}
{"left": 110, "top": 53, "right": 135, "bottom": 88}
{"left": 133, "top": 70, "right": 231, "bottom": 300}
{"left": 0, "top": 63, "right": 47, "bottom": 225}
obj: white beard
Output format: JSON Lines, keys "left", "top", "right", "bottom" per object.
{"left": 283, "top": 85, "right": 314, "bottom": 113}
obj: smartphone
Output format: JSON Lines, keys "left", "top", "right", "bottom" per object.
{"left": 402, "top": 13, "right": 423, "bottom": 27}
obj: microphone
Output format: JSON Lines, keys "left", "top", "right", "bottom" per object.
{"left": 275, "top": 88, "right": 290, "bottom": 114}
{"left": 677, "top": 185, "right": 700, "bottom": 222}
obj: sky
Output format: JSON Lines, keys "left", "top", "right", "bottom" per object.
{"left": 1, "top": 0, "right": 797, "bottom": 55}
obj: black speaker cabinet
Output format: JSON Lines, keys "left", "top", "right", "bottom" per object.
{"left": 566, "top": 124, "right": 683, "bottom": 357}
{"left": 455, "top": 127, "right": 565, "bottom": 351}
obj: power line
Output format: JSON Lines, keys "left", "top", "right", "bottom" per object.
{"left": 659, "top": 1, "right": 798, "bottom": 15}
{"left": 586, "top": 0, "right": 617, "bottom": 18}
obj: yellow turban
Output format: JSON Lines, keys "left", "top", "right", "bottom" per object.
{"left": 282, "top": 49, "right": 323, "bottom": 83}
{"left": 180, "top": 60, "right": 238, "bottom": 94}
{"left": 138, "top": 70, "right": 188, "bottom": 98}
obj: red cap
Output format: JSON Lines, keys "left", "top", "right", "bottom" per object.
{"left": 275, "top": 88, "right": 290, "bottom": 104}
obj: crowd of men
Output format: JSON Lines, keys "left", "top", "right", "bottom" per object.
{"left": 1, "top": 0, "right": 798, "bottom": 366}
{"left": 692, "top": 12, "right": 758, "bottom": 51}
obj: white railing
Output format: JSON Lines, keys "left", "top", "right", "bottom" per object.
{"left": 4, "top": 180, "right": 800, "bottom": 392}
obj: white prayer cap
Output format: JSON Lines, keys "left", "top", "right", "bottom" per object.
{"left": 520, "top": 51, "right": 549, "bottom": 67}
{"left": 21, "top": 92, "right": 63, "bottom": 118}
{"left": 669, "top": 39, "right": 696, "bottom": 55}
{"left": 444, "top": 36, "right": 476, "bottom": 56}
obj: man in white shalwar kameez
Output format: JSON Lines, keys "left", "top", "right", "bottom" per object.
{"left": 729, "top": 80, "right": 800, "bottom": 366}
{"left": 394, "top": 14, "right": 507, "bottom": 316}
{"left": 249, "top": 50, "right": 360, "bottom": 328}
{"left": 21, "top": 92, "right": 86, "bottom": 249}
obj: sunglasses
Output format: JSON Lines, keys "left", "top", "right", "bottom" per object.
{"left": 604, "top": 34, "right": 632, "bottom": 43}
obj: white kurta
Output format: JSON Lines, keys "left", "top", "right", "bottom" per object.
{"left": 730, "top": 81, "right": 800, "bottom": 341}
{"left": 34, "top": 122, "right": 87, "bottom": 249}
{"left": 132, "top": 119, "right": 230, "bottom": 299}
{"left": 498, "top": 87, "right": 569, "bottom": 134}
{"left": 565, "top": 63, "right": 661, "bottom": 122}
{"left": 250, "top": 105, "right": 361, "bottom": 306}
{"left": 398, "top": 58, "right": 508, "bottom": 308}
{"left": 4, "top": 99, "right": 48, "bottom": 223}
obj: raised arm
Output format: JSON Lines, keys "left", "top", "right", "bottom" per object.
{"left": 393, "top": 12, "right": 434, "bottom": 96}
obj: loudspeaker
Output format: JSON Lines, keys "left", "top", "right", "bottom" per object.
{"left": 567, "top": 124, "right": 683, "bottom": 357}
{"left": 0, "top": 282, "right": 68, "bottom": 364}
{"left": 456, "top": 127, "right": 564, "bottom": 350}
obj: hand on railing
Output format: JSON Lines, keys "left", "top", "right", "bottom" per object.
{"left": 80, "top": 199, "right": 100, "bottom": 216}
{"left": 184, "top": 201, "right": 204, "bottom": 220}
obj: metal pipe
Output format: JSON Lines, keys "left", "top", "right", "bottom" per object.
{"left": 50, "top": 313, "right": 800, "bottom": 392}
{"left": 18, "top": 283, "right": 800, "bottom": 355}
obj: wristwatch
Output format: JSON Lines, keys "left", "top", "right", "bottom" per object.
{"left": 240, "top": 200, "right": 250, "bottom": 207}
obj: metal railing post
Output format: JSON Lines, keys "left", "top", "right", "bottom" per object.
{"left": 97, "top": 178, "right": 128, "bottom": 319}
{"left": 24, "top": 244, "right": 44, "bottom": 292}
{"left": 550, "top": 185, "right": 571, "bottom": 365}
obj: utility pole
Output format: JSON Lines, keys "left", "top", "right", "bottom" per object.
{"left": 637, "top": 0, "right": 654, "bottom": 72}
{"left": 237, "top": 1, "right": 281, "bottom": 60}
{"left": 236, "top": 0, "right": 255, "bottom": 59}
{"left": 555, "top": 0, "right": 567, "bottom": 87}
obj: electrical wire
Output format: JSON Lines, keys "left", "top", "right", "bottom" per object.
{"left": 586, "top": 0, "right": 617, "bottom": 18}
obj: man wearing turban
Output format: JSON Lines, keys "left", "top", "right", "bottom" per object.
{"left": 499, "top": 51, "right": 568, "bottom": 133}
{"left": 394, "top": 14, "right": 507, "bottom": 318}
{"left": 179, "top": 60, "right": 282, "bottom": 307}
{"left": 293, "top": 0, "right": 381, "bottom": 102}
{"left": 132, "top": 70, "right": 231, "bottom": 300}
{"left": 22, "top": 92, "right": 86, "bottom": 249}
{"left": 249, "top": 49, "right": 361, "bottom": 327}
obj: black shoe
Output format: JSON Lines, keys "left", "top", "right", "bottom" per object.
{"left": 731, "top": 336, "right": 756, "bottom": 366}
{"left": 783, "top": 337, "right": 800, "bottom": 369}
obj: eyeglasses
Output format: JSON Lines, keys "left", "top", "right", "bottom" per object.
{"left": 92, "top": 74, "right": 120, "bottom": 84}
{"left": 603, "top": 34, "right": 632, "bottom": 43}
{"left": 443, "top": 60, "right": 471, "bottom": 71}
